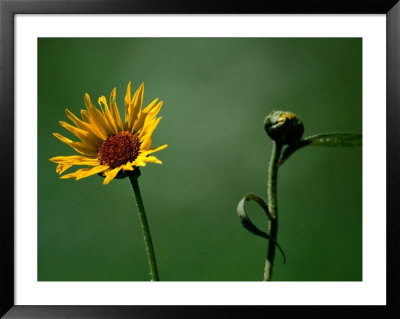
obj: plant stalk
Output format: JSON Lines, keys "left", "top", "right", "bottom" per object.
{"left": 264, "top": 141, "right": 282, "bottom": 281}
{"left": 128, "top": 172, "right": 160, "bottom": 281}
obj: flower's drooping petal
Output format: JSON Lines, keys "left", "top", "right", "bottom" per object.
{"left": 143, "top": 155, "right": 162, "bottom": 164}
{"left": 110, "top": 87, "right": 124, "bottom": 131}
{"left": 50, "top": 155, "right": 100, "bottom": 166}
{"left": 103, "top": 167, "right": 122, "bottom": 185}
{"left": 134, "top": 154, "right": 163, "bottom": 166}
{"left": 141, "top": 144, "right": 168, "bottom": 156}
{"left": 55, "top": 163, "right": 73, "bottom": 174}
{"left": 53, "top": 133, "right": 98, "bottom": 156}
{"left": 132, "top": 158, "right": 147, "bottom": 167}
{"left": 60, "top": 165, "right": 109, "bottom": 180}
{"left": 121, "top": 162, "right": 135, "bottom": 171}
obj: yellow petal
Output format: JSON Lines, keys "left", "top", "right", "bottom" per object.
{"left": 84, "top": 93, "right": 111, "bottom": 139}
{"left": 60, "top": 165, "right": 109, "bottom": 180}
{"left": 143, "top": 155, "right": 162, "bottom": 164}
{"left": 132, "top": 99, "right": 160, "bottom": 133}
{"left": 132, "top": 158, "right": 147, "bottom": 167}
{"left": 58, "top": 121, "right": 100, "bottom": 148}
{"left": 132, "top": 82, "right": 144, "bottom": 111}
{"left": 124, "top": 81, "right": 132, "bottom": 115}
{"left": 53, "top": 133, "right": 98, "bottom": 156}
{"left": 65, "top": 109, "right": 103, "bottom": 144}
{"left": 98, "top": 96, "right": 108, "bottom": 110}
{"left": 141, "top": 137, "right": 152, "bottom": 151}
{"left": 99, "top": 95, "right": 118, "bottom": 134}
{"left": 141, "top": 144, "right": 168, "bottom": 156}
{"left": 59, "top": 120, "right": 89, "bottom": 137}
{"left": 121, "top": 162, "right": 134, "bottom": 171}
{"left": 50, "top": 155, "right": 99, "bottom": 166}
{"left": 55, "top": 163, "right": 73, "bottom": 174}
{"left": 139, "top": 116, "right": 162, "bottom": 143}
{"left": 103, "top": 167, "right": 122, "bottom": 185}
{"left": 142, "top": 98, "right": 160, "bottom": 114}
{"left": 66, "top": 109, "right": 88, "bottom": 127}
{"left": 81, "top": 110, "right": 91, "bottom": 123}
{"left": 143, "top": 101, "right": 163, "bottom": 126}
{"left": 131, "top": 111, "right": 148, "bottom": 134}
{"left": 110, "top": 88, "right": 124, "bottom": 131}
{"left": 126, "top": 83, "right": 144, "bottom": 131}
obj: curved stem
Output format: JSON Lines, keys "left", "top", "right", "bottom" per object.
{"left": 128, "top": 172, "right": 160, "bottom": 281}
{"left": 264, "top": 141, "right": 283, "bottom": 281}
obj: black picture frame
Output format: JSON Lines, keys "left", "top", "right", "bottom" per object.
{"left": 1, "top": 0, "right": 399, "bottom": 318}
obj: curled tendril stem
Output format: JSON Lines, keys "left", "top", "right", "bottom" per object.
{"left": 237, "top": 194, "right": 286, "bottom": 264}
{"left": 264, "top": 141, "right": 283, "bottom": 281}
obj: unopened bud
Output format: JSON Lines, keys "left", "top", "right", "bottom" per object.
{"left": 264, "top": 111, "right": 304, "bottom": 145}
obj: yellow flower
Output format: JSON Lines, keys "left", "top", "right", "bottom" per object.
{"left": 50, "top": 82, "right": 167, "bottom": 185}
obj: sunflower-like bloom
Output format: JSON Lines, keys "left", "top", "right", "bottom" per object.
{"left": 50, "top": 82, "right": 167, "bottom": 185}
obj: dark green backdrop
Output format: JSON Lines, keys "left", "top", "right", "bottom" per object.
{"left": 38, "top": 38, "right": 362, "bottom": 281}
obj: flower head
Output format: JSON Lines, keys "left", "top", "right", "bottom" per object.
{"left": 50, "top": 82, "right": 167, "bottom": 185}
{"left": 264, "top": 110, "right": 304, "bottom": 145}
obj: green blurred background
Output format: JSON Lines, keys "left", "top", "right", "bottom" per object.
{"left": 38, "top": 38, "right": 362, "bottom": 281}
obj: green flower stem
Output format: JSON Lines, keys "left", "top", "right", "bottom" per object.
{"left": 128, "top": 172, "right": 160, "bottom": 281}
{"left": 264, "top": 141, "right": 283, "bottom": 281}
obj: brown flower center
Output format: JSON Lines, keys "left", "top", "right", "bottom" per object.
{"left": 98, "top": 131, "right": 141, "bottom": 168}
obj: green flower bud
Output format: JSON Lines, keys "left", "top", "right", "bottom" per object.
{"left": 264, "top": 111, "right": 304, "bottom": 145}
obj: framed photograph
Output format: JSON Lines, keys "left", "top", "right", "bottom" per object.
{"left": 1, "top": 0, "right": 399, "bottom": 317}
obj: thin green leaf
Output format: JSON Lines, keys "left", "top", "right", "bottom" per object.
{"left": 279, "top": 132, "right": 362, "bottom": 165}
{"left": 304, "top": 132, "right": 362, "bottom": 147}
{"left": 237, "top": 194, "right": 286, "bottom": 263}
